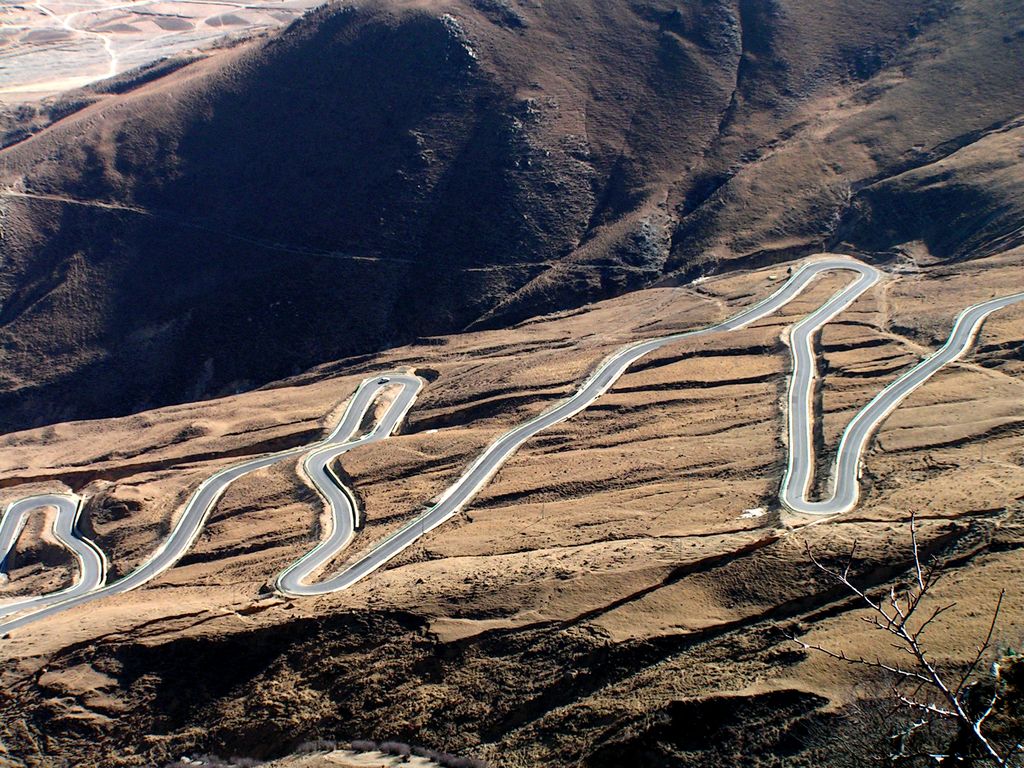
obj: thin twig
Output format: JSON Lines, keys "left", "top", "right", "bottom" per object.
{"left": 910, "top": 512, "right": 925, "bottom": 591}
{"left": 954, "top": 589, "right": 1005, "bottom": 699}
{"left": 799, "top": 524, "right": 1013, "bottom": 766}
{"left": 793, "top": 639, "right": 933, "bottom": 684}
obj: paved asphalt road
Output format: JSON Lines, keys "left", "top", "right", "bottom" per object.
{"left": 0, "top": 493, "right": 105, "bottom": 618}
{"left": 0, "top": 375, "right": 422, "bottom": 634}
{"left": 311, "top": 257, "right": 887, "bottom": 591}
{"left": 781, "top": 287, "right": 1024, "bottom": 515}
{"left": 2, "top": 256, "right": 1022, "bottom": 635}
{"left": 275, "top": 374, "right": 422, "bottom": 596}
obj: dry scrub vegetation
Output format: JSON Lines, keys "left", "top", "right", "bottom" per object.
{"left": 1, "top": 0, "right": 1024, "bottom": 765}
{"left": 1, "top": 248, "right": 1023, "bottom": 766}
{"left": 798, "top": 514, "right": 1022, "bottom": 766}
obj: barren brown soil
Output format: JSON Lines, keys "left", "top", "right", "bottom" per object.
{"left": 2, "top": 1, "right": 1024, "bottom": 766}
{"left": 1, "top": 249, "right": 1023, "bottom": 766}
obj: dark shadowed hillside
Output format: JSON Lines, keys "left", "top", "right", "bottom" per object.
{"left": 1, "top": 0, "right": 1023, "bottom": 431}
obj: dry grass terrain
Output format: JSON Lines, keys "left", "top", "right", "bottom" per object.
{"left": 2, "top": 1, "right": 1024, "bottom": 766}
{"left": 1, "top": 248, "right": 1023, "bottom": 766}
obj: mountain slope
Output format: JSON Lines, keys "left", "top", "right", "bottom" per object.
{"left": 2, "top": 246, "right": 1023, "bottom": 766}
{"left": 1, "top": 0, "right": 1023, "bottom": 433}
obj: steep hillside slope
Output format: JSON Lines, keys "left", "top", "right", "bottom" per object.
{"left": 2, "top": 247, "right": 1024, "bottom": 766}
{"left": 2, "top": 0, "right": 1023, "bottom": 432}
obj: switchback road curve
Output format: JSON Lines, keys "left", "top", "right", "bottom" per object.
{"left": 2, "top": 255, "right": 1022, "bottom": 635}
{"left": 275, "top": 374, "right": 421, "bottom": 596}
{"left": 782, "top": 287, "right": 1024, "bottom": 515}
{"left": 0, "top": 375, "right": 422, "bottom": 633}
{"left": 0, "top": 494, "right": 105, "bottom": 618}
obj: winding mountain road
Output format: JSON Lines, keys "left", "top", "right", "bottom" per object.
{"left": 0, "top": 374, "right": 421, "bottom": 633}
{"left": 782, "top": 286, "right": 1024, "bottom": 515}
{"left": 0, "top": 494, "right": 105, "bottom": 618}
{"left": 276, "top": 374, "right": 421, "bottom": 595}
{"left": 1, "top": 255, "right": 1021, "bottom": 636}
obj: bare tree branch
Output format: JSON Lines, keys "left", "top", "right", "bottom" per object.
{"left": 796, "top": 517, "right": 1015, "bottom": 766}
{"left": 954, "top": 589, "right": 1005, "bottom": 699}
{"left": 911, "top": 602, "right": 956, "bottom": 643}
{"left": 792, "top": 638, "right": 934, "bottom": 684}
{"left": 911, "top": 512, "right": 925, "bottom": 591}
{"left": 894, "top": 690, "right": 956, "bottom": 719}
{"left": 843, "top": 540, "right": 859, "bottom": 581}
